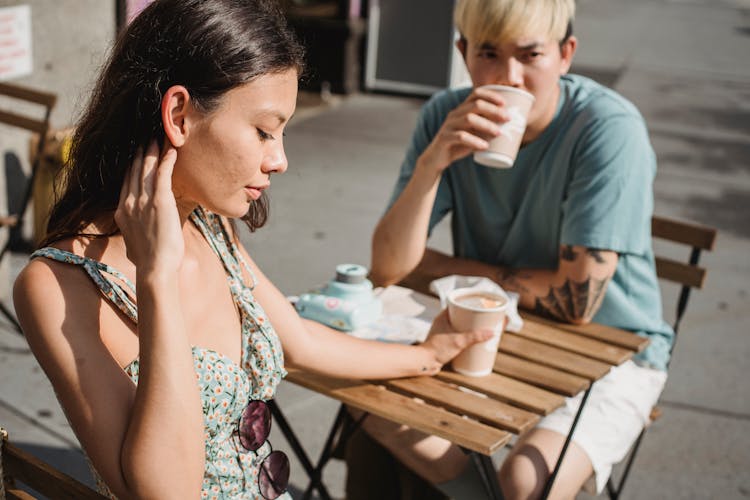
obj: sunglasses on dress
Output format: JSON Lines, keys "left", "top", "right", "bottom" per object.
{"left": 238, "top": 400, "right": 290, "bottom": 499}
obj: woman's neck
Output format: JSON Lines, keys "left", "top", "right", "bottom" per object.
{"left": 176, "top": 198, "right": 199, "bottom": 224}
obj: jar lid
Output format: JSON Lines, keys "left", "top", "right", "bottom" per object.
{"left": 335, "top": 264, "right": 368, "bottom": 284}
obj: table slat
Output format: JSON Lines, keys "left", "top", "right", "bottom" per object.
{"left": 385, "top": 376, "right": 539, "bottom": 434}
{"left": 436, "top": 371, "right": 565, "bottom": 415}
{"left": 500, "top": 333, "right": 612, "bottom": 380}
{"left": 517, "top": 320, "right": 633, "bottom": 365}
{"left": 286, "top": 369, "right": 510, "bottom": 455}
{"left": 493, "top": 353, "right": 589, "bottom": 397}
{"left": 520, "top": 312, "right": 650, "bottom": 353}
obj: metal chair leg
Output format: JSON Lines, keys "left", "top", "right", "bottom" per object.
{"left": 0, "top": 299, "right": 21, "bottom": 333}
{"left": 540, "top": 385, "right": 593, "bottom": 499}
{"left": 469, "top": 452, "right": 504, "bottom": 500}
{"left": 302, "top": 406, "right": 369, "bottom": 500}
{"left": 301, "top": 405, "right": 349, "bottom": 500}
{"left": 269, "top": 400, "right": 334, "bottom": 500}
{"left": 607, "top": 426, "right": 647, "bottom": 500}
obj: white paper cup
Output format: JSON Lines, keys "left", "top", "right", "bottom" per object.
{"left": 447, "top": 288, "right": 509, "bottom": 377}
{"left": 473, "top": 85, "right": 535, "bottom": 168}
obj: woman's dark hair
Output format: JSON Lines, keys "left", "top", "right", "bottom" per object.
{"left": 41, "top": 0, "right": 304, "bottom": 247}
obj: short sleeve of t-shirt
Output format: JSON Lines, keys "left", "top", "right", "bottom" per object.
{"left": 387, "top": 91, "right": 462, "bottom": 234}
{"left": 560, "top": 111, "right": 656, "bottom": 256}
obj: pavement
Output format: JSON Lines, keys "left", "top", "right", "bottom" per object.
{"left": 1, "top": 0, "right": 749, "bottom": 498}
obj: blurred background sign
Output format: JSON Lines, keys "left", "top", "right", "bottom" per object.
{"left": 365, "top": 0, "right": 469, "bottom": 96}
{"left": 0, "top": 4, "right": 32, "bottom": 82}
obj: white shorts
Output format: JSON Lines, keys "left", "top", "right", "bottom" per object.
{"left": 536, "top": 360, "right": 667, "bottom": 494}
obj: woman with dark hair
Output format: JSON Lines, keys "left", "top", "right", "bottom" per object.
{"left": 12, "top": 0, "right": 490, "bottom": 498}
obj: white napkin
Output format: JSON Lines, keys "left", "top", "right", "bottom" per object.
{"left": 347, "top": 286, "right": 438, "bottom": 344}
{"left": 429, "top": 275, "right": 524, "bottom": 333}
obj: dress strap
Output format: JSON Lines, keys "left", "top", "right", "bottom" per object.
{"left": 190, "top": 207, "right": 257, "bottom": 290}
{"left": 31, "top": 247, "right": 138, "bottom": 324}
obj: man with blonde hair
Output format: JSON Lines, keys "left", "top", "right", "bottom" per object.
{"left": 356, "top": 0, "right": 674, "bottom": 498}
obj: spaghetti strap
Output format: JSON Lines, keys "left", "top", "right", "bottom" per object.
{"left": 190, "top": 207, "right": 257, "bottom": 290}
{"left": 31, "top": 247, "right": 138, "bottom": 324}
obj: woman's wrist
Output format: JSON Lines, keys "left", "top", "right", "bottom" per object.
{"left": 414, "top": 344, "right": 441, "bottom": 376}
{"left": 136, "top": 269, "right": 180, "bottom": 295}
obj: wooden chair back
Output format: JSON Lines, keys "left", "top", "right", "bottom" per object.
{"left": 651, "top": 215, "right": 717, "bottom": 336}
{"left": 0, "top": 82, "right": 57, "bottom": 241}
{"left": 0, "top": 82, "right": 56, "bottom": 133}
{"left": 0, "top": 82, "right": 58, "bottom": 332}
{"left": 1, "top": 427, "right": 105, "bottom": 500}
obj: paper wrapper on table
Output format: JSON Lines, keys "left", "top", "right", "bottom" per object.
{"left": 347, "top": 286, "right": 442, "bottom": 344}
{"left": 429, "top": 275, "right": 523, "bottom": 332}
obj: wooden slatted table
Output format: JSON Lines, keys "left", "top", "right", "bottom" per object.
{"left": 273, "top": 286, "right": 649, "bottom": 500}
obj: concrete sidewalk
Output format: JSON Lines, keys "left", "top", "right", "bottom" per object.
{"left": 2, "top": 0, "right": 749, "bottom": 498}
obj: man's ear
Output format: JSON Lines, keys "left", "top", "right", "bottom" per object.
{"left": 559, "top": 35, "right": 577, "bottom": 75}
{"left": 456, "top": 37, "right": 467, "bottom": 61}
{"left": 161, "top": 85, "right": 192, "bottom": 148}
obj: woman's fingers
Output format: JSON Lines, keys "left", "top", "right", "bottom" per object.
{"left": 424, "top": 306, "right": 501, "bottom": 367}
{"left": 428, "top": 308, "right": 451, "bottom": 334}
{"left": 118, "top": 156, "right": 132, "bottom": 209}
{"left": 113, "top": 139, "right": 184, "bottom": 271}
{"left": 116, "top": 140, "right": 176, "bottom": 220}
{"left": 154, "top": 146, "right": 177, "bottom": 196}
{"left": 467, "top": 328, "right": 495, "bottom": 345}
{"left": 128, "top": 145, "right": 144, "bottom": 200}
{"left": 117, "top": 146, "right": 141, "bottom": 215}
{"left": 446, "top": 328, "right": 494, "bottom": 352}
{"left": 140, "top": 140, "right": 160, "bottom": 198}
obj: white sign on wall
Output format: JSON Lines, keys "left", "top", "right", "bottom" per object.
{"left": 0, "top": 5, "right": 33, "bottom": 82}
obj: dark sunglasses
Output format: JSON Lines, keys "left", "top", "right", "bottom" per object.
{"left": 238, "top": 400, "right": 290, "bottom": 499}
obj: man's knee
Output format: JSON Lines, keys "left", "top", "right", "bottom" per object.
{"left": 498, "top": 446, "right": 549, "bottom": 499}
{"left": 345, "top": 427, "right": 449, "bottom": 500}
{"left": 360, "top": 412, "right": 409, "bottom": 442}
{"left": 359, "top": 415, "right": 467, "bottom": 484}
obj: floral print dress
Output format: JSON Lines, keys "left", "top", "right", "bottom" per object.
{"left": 31, "top": 207, "right": 289, "bottom": 499}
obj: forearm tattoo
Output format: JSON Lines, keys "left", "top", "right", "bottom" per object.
{"left": 497, "top": 268, "right": 531, "bottom": 294}
{"left": 534, "top": 276, "right": 610, "bottom": 322}
{"left": 534, "top": 246, "right": 613, "bottom": 322}
{"left": 503, "top": 245, "right": 613, "bottom": 322}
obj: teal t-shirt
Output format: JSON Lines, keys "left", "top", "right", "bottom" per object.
{"left": 389, "top": 74, "right": 674, "bottom": 371}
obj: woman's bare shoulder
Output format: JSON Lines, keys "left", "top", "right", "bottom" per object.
{"left": 14, "top": 252, "right": 79, "bottom": 299}
{"left": 13, "top": 246, "right": 104, "bottom": 344}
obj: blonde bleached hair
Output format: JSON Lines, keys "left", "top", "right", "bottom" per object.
{"left": 454, "top": 0, "right": 575, "bottom": 45}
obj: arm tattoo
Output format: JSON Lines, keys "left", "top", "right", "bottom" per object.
{"left": 534, "top": 276, "right": 610, "bottom": 323}
{"left": 497, "top": 268, "right": 531, "bottom": 294}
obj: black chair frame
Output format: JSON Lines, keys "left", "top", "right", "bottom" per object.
{"left": 606, "top": 216, "right": 717, "bottom": 499}
{"left": 0, "top": 82, "right": 57, "bottom": 333}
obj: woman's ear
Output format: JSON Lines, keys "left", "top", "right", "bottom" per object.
{"left": 161, "top": 85, "right": 192, "bottom": 147}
